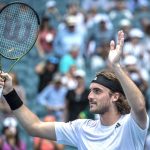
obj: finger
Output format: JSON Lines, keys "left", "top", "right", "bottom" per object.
{"left": 110, "top": 40, "right": 115, "bottom": 50}
{"left": 1, "top": 73, "right": 10, "bottom": 80}
{"left": 117, "top": 30, "right": 122, "bottom": 45}
{"left": 119, "top": 31, "right": 124, "bottom": 49}
{"left": 116, "top": 31, "right": 124, "bottom": 49}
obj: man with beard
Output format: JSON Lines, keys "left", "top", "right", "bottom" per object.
{"left": 1, "top": 31, "right": 149, "bottom": 150}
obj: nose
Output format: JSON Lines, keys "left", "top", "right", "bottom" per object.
{"left": 88, "top": 91, "right": 94, "bottom": 101}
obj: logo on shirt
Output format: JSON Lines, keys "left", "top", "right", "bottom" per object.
{"left": 115, "top": 123, "right": 121, "bottom": 129}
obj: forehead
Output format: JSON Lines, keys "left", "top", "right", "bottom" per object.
{"left": 89, "top": 82, "right": 110, "bottom": 92}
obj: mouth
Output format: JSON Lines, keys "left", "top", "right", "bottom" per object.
{"left": 89, "top": 102, "right": 97, "bottom": 107}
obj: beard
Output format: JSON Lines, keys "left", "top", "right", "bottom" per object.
{"left": 89, "top": 103, "right": 110, "bottom": 115}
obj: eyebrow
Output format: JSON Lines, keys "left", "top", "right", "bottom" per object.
{"left": 89, "top": 87, "right": 103, "bottom": 92}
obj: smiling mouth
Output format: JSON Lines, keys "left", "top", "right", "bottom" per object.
{"left": 89, "top": 102, "right": 97, "bottom": 106}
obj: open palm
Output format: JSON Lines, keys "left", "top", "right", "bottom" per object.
{"left": 108, "top": 31, "right": 124, "bottom": 67}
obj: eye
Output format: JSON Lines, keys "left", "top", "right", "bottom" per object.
{"left": 91, "top": 88, "right": 102, "bottom": 94}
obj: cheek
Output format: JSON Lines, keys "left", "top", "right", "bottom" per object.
{"left": 97, "top": 94, "right": 111, "bottom": 105}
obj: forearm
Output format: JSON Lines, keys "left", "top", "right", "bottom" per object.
{"left": 112, "top": 64, "right": 146, "bottom": 113}
{"left": 13, "top": 105, "right": 42, "bottom": 136}
{"left": 108, "top": 30, "right": 147, "bottom": 129}
{"left": 46, "top": 105, "right": 65, "bottom": 111}
{"left": 1, "top": 73, "right": 56, "bottom": 139}
{"left": 4, "top": 89, "right": 42, "bottom": 136}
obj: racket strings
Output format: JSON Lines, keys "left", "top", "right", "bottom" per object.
{"left": 0, "top": 3, "right": 39, "bottom": 59}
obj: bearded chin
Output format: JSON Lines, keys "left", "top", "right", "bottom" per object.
{"left": 91, "top": 106, "right": 109, "bottom": 115}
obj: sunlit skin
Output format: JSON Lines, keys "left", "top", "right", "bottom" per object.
{"left": 88, "top": 83, "right": 112, "bottom": 114}
{"left": 88, "top": 82, "right": 121, "bottom": 125}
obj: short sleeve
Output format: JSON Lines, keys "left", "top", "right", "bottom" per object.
{"left": 125, "top": 114, "right": 149, "bottom": 146}
{"left": 55, "top": 120, "right": 84, "bottom": 146}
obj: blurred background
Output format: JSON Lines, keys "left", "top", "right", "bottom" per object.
{"left": 0, "top": 0, "right": 150, "bottom": 149}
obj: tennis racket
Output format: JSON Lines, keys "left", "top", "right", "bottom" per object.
{"left": 0, "top": 2, "right": 40, "bottom": 97}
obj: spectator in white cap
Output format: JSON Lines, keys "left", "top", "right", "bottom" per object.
{"left": 118, "top": 19, "right": 132, "bottom": 42}
{"left": 46, "top": 0, "right": 56, "bottom": 8}
{"left": 123, "top": 28, "right": 148, "bottom": 70}
{"left": 65, "top": 2, "right": 86, "bottom": 32}
{"left": 123, "top": 55, "right": 149, "bottom": 82}
{"left": 0, "top": 117, "right": 26, "bottom": 150}
{"left": 123, "top": 55, "right": 149, "bottom": 111}
{"left": 54, "top": 15, "right": 86, "bottom": 57}
{"left": 65, "top": 69, "right": 90, "bottom": 122}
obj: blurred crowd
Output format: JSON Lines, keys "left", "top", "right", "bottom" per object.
{"left": 0, "top": 0, "right": 150, "bottom": 149}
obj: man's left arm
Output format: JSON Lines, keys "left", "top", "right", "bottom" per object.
{"left": 113, "top": 64, "right": 147, "bottom": 129}
{"left": 108, "top": 31, "right": 147, "bottom": 129}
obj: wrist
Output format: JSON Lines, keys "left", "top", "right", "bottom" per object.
{"left": 3, "top": 88, "right": 14, "bottom": 95}
{"left": 112, "top": 63, "right": 121, "bottom": 70}
{"left": 3, "top": 89, "right": 23, "bottom": 110}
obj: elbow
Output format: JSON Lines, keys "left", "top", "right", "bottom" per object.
{"left": 136, "top": 98, "right": 146, "bottom": 113}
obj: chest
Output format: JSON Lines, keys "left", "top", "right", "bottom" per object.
{"left": 78, "top": 125, "right": 135, "bottom": 150}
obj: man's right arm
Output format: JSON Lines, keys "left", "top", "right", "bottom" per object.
{"left": 1, "top": 73, "right": 57, "bottom": 141}
{"left": 13, "top": 105, "right": 56, "bottom": 140}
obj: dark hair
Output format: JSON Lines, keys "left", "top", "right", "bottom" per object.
{"left": 2, "top": 126, "right": 21, "bottom": 148}
{"left": 96, "top": 69, "right": 131, "bottom": 114}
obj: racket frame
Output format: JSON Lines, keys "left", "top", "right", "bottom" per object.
{"left": 0, "top": 1, "right": 40, "bottom": 72}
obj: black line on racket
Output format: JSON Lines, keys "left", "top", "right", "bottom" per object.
{"left": 0, "top": 1, "right": 40, "bottom": 25}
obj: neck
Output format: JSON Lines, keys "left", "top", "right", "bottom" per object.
{"left": 100, "top": 110, "right": 121, "bottom": 126}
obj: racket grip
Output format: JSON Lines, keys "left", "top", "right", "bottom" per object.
{"left": 0, "top": 86, "right": 3, "bottom": 98}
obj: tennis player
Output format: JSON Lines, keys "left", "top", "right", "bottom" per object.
{"left": 1, "top": 31, "right": 149, "bottom": 150}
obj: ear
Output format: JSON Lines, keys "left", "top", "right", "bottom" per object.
{"left": 112, "top": 92, "right": 120, "bottom": 102}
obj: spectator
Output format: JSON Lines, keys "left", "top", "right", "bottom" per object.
{"left": 65, "top": 2, "right": 85, "bottom": 32}
{"left": 123, "top": 28, "right": 148, "bottom": 70}
{"left": 118, "top": 19, "right": 132, "bottom": 42}
{"left": 36, "top": 17, "right": 56, "bottom": 57}
{"left": 81, "top": 0, "right": 114, "bottom": 12}
{"left": 65, "top": 69, "right": 90, "bottom": 121}
{"left": 123, "top": 55, "right": 149, "bottom": 111}
{"left": 58, "top": 45, "right": 79, "bottom": 74}
{"left": 37, "top": 73, "right": 68, "bottom": 121}
{"left": 44, "top": 0, "right": 61, "bottom": 29}
{"left": 35, "top": 56, "right": 59, "bottom": 92}
{"left": 134, "top": 0, "right": 150, "bottom": 29}
{"left": 87, "top": 17, "right": 114, "bottom": 53}
{"left": 0, "top": 117, "right": 26, "bottom": 150}
{"left": 54, "top": 15, "right": 86, "bottom": 57}
{"left": 109, "top": 0, "right": 133, "bottom": 29}
{"left": 61, "top": 65, "right": 77, "bottom": 90}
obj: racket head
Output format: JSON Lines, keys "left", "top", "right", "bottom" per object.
{"left": 0, "top": 2, "right": 40, "bottom": 60}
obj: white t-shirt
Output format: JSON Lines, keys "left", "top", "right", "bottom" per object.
{"left": 55, "top": 114, "right": 149, "bottom": 150}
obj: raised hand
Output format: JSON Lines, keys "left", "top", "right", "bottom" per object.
{"left": 0, "top": 73, "right": 13, "bottom": 95}
{"left": 108, "top": 30, "right": 124, "bottom": 67}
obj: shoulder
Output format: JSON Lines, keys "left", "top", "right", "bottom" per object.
{"left": 70, "top": 119, "right": 99, "bottom": 129}
{"left": 120, "top": 114, "right": 149, "bottom": 131}
{"left": 55, "top": 119, "right": 97, "bottom": 128}
{"left": 119, "top": 114, "right": 132, "bottom": 124}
